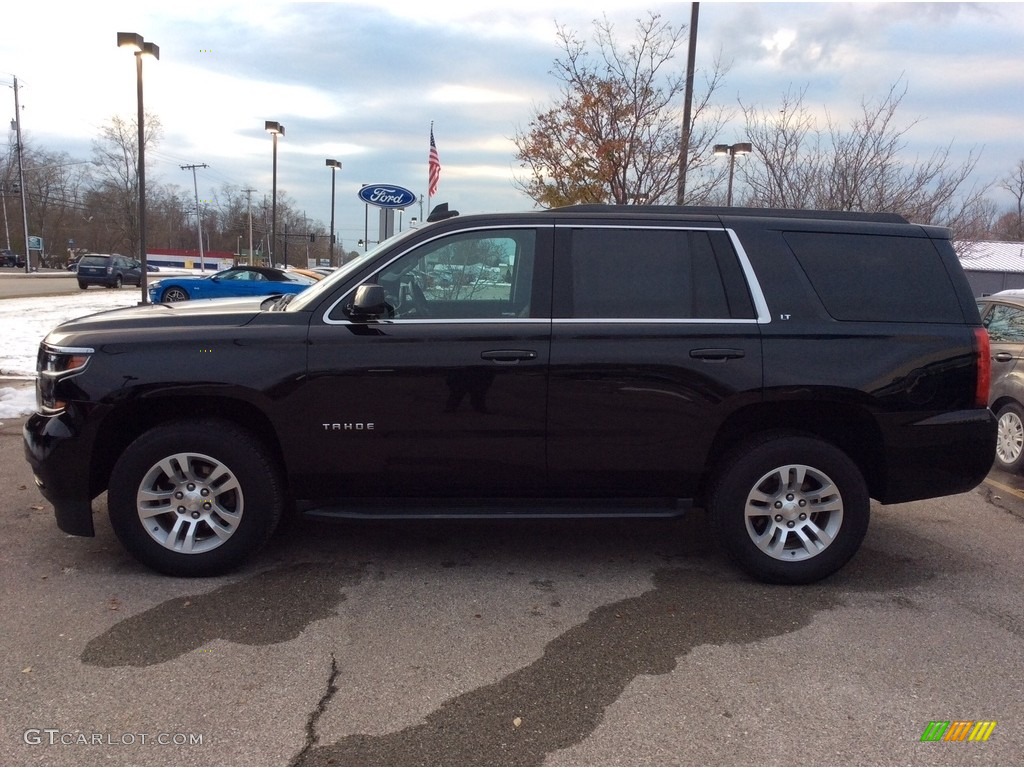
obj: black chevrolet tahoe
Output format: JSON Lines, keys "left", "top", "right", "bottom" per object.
{"left": 24, "top": 205, "right": 997, "bottom": 584}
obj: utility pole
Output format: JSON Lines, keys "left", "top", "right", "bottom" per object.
{"left": 243, "top": 187, "right": 256, "bottom": 265}
{"left": 12, "top": 76, "right": 31, "bottom": 271}
{"left": 676, "top": 3, "right": 700, "bottom": 205}
{"left": 181, "top": 163, "right": 208, "bottom": 272}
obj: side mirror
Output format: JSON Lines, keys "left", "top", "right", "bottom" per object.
{"left": 348, "top": 284, "right": 390, "bottom": 319}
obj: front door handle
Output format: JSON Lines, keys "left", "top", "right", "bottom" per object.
{"left": 690, "top": 348, "right": 745, "bottom": 361}
{"left": 481, "top": 349, "right": 538, "bottom": 363}
{"left": 995, "top": 352, "right": 1014, "bottom": 362}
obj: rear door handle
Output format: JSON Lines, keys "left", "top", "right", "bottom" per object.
{"left": 481, "top": 349, "right": 538, "bottom": 363}
{"left": 690, "top": 348, "right": 745, "bottom": 361}
{"left": 995, "top": 352, "right": 1014, "bottom": 362}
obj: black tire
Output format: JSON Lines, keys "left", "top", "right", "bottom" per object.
{"left": 995, "top": 402, "right": 1024, "bottom": 473}
{"left": 708, "top": 433, "right": 869, "bottom": 585}
{"left": 78, "top": 281, "right": 87, "bottom": 290}
{"left": 108, "top": 419, "right": 284, "bottom": 577}
{"left": 161, "top": 286, "right": 189, "bottom": 302}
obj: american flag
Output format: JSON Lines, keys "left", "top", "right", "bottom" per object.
{"left": 428, "top": 125, "right": 441, "bottom": 197}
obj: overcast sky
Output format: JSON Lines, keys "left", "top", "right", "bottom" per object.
{"left": 2, "top": 1, "right": 1022, "bottom": 254}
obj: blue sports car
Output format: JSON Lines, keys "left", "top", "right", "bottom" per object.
{"left": 148, "top": 266, "right": 318, "bottom": 303}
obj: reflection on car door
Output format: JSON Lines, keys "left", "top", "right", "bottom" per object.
{"left": 301, "top": 226, "right": 553, "bottom": 499}
{"left": 546, "top": 223, "right": 764, "bottom": 499}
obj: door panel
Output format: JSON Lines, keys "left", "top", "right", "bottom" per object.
{"left": 547, "top": 224, "right": 763, "bottom": 498}
{"left": 301, "top": 226, "right": 552, "bottom": 499}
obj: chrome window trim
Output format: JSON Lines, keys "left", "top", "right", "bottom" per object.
{"left": 322, "top": 224, "right": 546, "bottom": 326}
{"left": 320, "top": 222, "right": 772, "bottom": 326}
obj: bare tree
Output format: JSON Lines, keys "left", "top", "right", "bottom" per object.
{"left": 738, "top": 81, "right": 989, "bottom": 238}
{"left": 995, "top": 159, "right": 1024, "bottom": 240}
{"left": 513, "top": 12, "right": 731, "bottom": 207}
{"left": 90, "top": 113, "right": 162, "bottom": 255}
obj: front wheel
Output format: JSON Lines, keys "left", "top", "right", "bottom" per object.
{"left": 161, "top": 286, "right": 189, "bottom": 302}
{"left": 108, "top": 419, "right": 284, "bottom": 576}
{"left": 708, "top": 434, "right": 869, "bottom": 584}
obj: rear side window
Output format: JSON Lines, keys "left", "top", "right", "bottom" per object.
{"left": 555, "top": 227, "right": 755, "bottom": 319}
{"left": 785, "top": 232, "right": 964, "bottom": 323}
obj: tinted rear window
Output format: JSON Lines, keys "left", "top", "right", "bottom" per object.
{"left": 556, "top": 228, "right": 756, "bottom": 320}
{"left": 79, "top": 256, "right": 110, "bottom": 266}
{"left": 785, "top": 232, "right": 964, "bottom": 323}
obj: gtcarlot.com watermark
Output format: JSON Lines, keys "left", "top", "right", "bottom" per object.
{"left": 23, "top": 729, "right": 204, "bottom": 747}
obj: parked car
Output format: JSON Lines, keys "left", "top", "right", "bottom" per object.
{"left": 287, "top": 268, "right": 328, "bottom": 282}
{"left": 76, "top": 253, "right": 143, "bottom": 289}
{"left": 148, "top": 266, "right": 317, "bottom": 303}
{"left": 2, "top": 248, "right": 26, "bottom": 268}
{"left": 25, "top": 205, "right": 996, "bottom": 584}
{"left": 976, "top": 290, "right": 1024, "bottom": 472}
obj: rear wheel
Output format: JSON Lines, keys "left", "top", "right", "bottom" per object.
{"left": 995, "top": 402, "right": 1024, "bottom": 473}
{"left": 108, "top": 419, "right": 284, "bottom": 576}
{"left": 78, "top": 281, "right": 87, "bottom": 290}
{"left": 709, "top": 433, "right": 869, "bottom": 584}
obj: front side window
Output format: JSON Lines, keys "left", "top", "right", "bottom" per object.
{"left": 360, "top": 229, "right": 537, "bottom": 320}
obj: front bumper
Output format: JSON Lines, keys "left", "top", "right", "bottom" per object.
{"left": 23, "top": 410, "right": 98, "bottom": 537}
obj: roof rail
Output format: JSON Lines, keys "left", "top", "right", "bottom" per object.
{"left": 552, "top": 204, "right": 908, "bottom": 224}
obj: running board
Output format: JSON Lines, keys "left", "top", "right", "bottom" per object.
{"left": 298, "top": 498, "right": 691, "bottom": 521}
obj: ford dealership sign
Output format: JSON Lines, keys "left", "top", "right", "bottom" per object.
{"left": 358, "top": 184, "right": 417, "bottom": 209}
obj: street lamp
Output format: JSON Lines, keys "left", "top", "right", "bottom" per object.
{"left": 325, "top": 159, "right": 342, "bottom": 266}
{"left": 117, "top": 32, "right": 159, "bottom": 303}
{"left": 713, "top": 142, "right": 752, "bottom": 207}
{"left": 265, "top": 121, "right": 285, "bottom": 265}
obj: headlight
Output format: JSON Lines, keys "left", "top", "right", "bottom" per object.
{"left": 37, "top": 343, "right": 94, "bottom": 414}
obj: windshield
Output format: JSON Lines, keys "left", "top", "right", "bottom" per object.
{"left": 285, "top": 228, "right": 423, "bottom": 311}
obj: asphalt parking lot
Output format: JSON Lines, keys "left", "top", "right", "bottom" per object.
{"left": 2, "top": 408, "right": 1023, "bottom": 766}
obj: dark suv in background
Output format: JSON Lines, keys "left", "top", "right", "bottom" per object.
{"left": 1, "top": 248, "right": 26, "bottom": 268}
{"left": 24, "top": 205, "right": 996, "bottom": 584}
{"left": 76, "top": 253, "right": 143, "bottom": 289}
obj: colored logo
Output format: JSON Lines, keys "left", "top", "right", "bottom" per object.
{"left": 358, "top": 184, "right": 416, "bottom": 209}
{"left": 920, "top": 721, "right": 996, "bottom": 742}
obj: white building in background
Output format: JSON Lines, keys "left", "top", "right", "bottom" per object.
{"left": 958, "top": 241, "right": 1024, "bottom": 296}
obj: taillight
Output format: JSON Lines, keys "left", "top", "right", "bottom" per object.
{"left": 974, "top": 327, "right": 990, "bottom": 408}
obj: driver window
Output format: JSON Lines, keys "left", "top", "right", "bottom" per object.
{"left": 370, "top": 229, "right": 535, "bottom": 320}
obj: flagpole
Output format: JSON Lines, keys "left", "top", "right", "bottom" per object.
{"left": 427, "top": 122, "right": 440, "bottom": 216}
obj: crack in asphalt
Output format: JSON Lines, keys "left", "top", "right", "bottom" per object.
{"left": 291, "top": 567, "right": 849, "bottom": 767}
{"left": 295, "top": 653, "right": 341, "bottom": 765}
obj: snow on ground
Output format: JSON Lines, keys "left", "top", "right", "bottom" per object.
{"left": 0, "top": 290, "right": 140, "bottom": 419}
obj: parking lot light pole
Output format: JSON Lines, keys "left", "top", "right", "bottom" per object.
{"left": 117, "top": 32, "right": 159, "bottom": 304}
{"left": 326, "top": 159, "right": 342, "bottom": 266}
{"left": 265, "top": 121, "right": 285, "bottom": 265}
{"left": 713, "top": 142, "right": 752, "bottom": 207}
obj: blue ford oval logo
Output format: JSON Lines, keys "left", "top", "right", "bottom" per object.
{"left": 358, "top": 184, "right": 417, "bottom": 209}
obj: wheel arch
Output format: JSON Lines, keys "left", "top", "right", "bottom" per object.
{"left": 701, "top": 399, "right": 884, "bottom": 504}
{"left": 88, "top": 396, "right": 288, "bottom": 499}
{"left": 990, "top": 393, "right": 1023, "bottom": 416}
